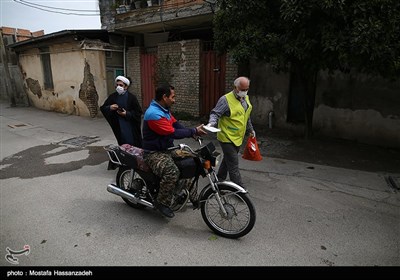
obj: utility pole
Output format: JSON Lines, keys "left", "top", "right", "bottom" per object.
{"left": 0, "top": 30, "right": 16, "bottom": 106}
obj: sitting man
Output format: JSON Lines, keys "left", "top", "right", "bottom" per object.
{"left": 142, "top": 84, "right": 206, "bottom": 218}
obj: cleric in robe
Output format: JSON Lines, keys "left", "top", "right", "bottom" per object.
{"left": 100, "top": 76, "right": 143, "bottom": 148}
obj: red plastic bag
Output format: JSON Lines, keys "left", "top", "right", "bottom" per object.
{"left": 242, "top": 136, "right": 262, "bottom": 161}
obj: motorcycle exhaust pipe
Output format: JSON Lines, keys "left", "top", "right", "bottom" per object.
{"left": 107, "top": 184, "right": 154, "bottom": 208}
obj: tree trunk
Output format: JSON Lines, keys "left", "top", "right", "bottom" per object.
{"left": 294, "top": 62, "right": 317, "bottom": 139}
{"left": 303, "top": 71, "right": 317, "bottom": 139}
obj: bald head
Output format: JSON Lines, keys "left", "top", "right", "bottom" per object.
{"left": 234, "top": 76, "right": 250, "bottom": 89}
{"left": 233, "top": 77, "right": 250, "bottom": 98}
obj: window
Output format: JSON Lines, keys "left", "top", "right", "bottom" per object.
{"left": 40, "top": 47, "right": 54, "bottom": 90}
{"left": 115, "top": 69, "right": 124, "bottom": 77}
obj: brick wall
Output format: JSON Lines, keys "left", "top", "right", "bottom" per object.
{"left": 0, "top": 26, "right": 44, "bottom": 43}
{"left": 158, "top": 39, "right": 201, "bottom": 117}
{"left": 126, "top": 39, "right": 236, "bottom": 119}
{"left": 126, "top": 46, "right": 142, "bottom": 105}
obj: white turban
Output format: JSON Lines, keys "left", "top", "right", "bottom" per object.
{"left": 115, "top": 76, "right": 130, "bottom": 86}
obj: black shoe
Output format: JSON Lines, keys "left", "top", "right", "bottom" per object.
{"left": 154, "top": 201, "right": 175, "bottom": 218}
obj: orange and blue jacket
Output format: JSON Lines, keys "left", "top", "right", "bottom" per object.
{"left": 142, "top": 100, "right": 196, "bottom": 151}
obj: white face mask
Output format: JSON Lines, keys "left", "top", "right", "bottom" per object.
{"left": 237, "top": 90, "right": 248, "bottom": 98}
{"left": 116, "top": 86, "right": 125, "bottom": 95}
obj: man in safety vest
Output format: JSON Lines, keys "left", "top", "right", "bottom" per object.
{"left": 206, "top": 76, "right": 256, "bottom": 188}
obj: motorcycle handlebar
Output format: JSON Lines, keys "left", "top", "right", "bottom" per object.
{"left": 167, "top": 145, "right": 181, "bottom": 151}
{"left": 167, "top": 143, "right": 198, "bottom": 154}
{"left": 167, "top": 135, "right": 203, "bottom": 150}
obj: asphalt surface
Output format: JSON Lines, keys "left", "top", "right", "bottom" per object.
{"left": 1, "top": 103, "right": 399, "bottom": 270}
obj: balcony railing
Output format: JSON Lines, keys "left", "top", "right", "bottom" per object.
{"left": 116, "top": 0, "right": 205, "bottom": 14}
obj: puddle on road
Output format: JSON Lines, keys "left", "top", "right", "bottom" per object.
{"left": 0, "top": 143, "right": 107, "bottom": 179}
{"left": 45, "top": 149, "right": 90, "bottom": 164}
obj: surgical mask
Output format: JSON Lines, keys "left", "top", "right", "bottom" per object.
{"left": 116, "top": 86, "right": 125, "bottom": 95}
{"left": 237, "top": 90, "right": 248, "bottom": 98}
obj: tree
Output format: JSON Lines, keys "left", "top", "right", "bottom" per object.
{"left": 153, "top": 54, "right": 178, "bottom": 86}
{"left": 213, "top": 0, "right": 400, "bottom": 138}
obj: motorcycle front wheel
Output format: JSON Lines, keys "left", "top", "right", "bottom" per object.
{"left": 200, "top": 184, "right": 256, "bottom": 239}
{"left": 116, "top": 166, "right": 146, "bottom": 209}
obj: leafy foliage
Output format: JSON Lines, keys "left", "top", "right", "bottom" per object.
{"left": 153, "top": 54, "right": 179, "bottom": 86}
{"left": 214, "top": 0, "right": 400, "bottom": 79}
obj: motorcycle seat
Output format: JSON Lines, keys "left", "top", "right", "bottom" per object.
{"left": 119, "top": 144, "right": 151, "bottom": 172}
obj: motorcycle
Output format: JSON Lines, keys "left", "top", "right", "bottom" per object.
{"left": 104, "top": 138, "right": 256, "bottom": 239}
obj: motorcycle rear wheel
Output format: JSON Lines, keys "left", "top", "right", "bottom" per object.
{"left": 116, "top": 166, "right": 146, "bottom": 209}
{"left": 200, "top": 184, "right": 256, "bottom": 239}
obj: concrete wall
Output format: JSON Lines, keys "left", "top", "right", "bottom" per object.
{"left": 249, "top": 61, "right": 290, "bottom": 129}
{"left": 18, "top": 42, "right": 108, "bottom": 118}
{"left": 0, "top": 65, "right": 29, "bottom": 105}
{"left": 248, "top": 60, "right": 400, "bottom": 148}
{"left": 314, "top": 71, "right": 400, "bottom": 148}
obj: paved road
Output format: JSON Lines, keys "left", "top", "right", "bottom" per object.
{"left": 1, "top": 103, "right": 399, "bottom": 267}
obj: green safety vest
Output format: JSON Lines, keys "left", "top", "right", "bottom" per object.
{"left": 217, "top": 91, "right": 252, "bottom": 146}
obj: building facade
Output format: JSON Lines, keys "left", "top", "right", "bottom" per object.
{"left": 98, "top": 0, "right": 400, "bottom": 148}
{"left": 99, "top": 0, "right": 232, "bottom": 119}
{"left": 0, "top": 26, "right": 44, "bottom": 105}
{"left": 10, "top": 30, "right": 125, "bottom": 117}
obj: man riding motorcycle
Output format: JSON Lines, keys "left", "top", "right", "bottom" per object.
{"left": 142, "top": 84, "right": 207, "bottom": 218}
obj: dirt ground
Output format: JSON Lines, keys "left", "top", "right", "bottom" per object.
{"left": 254, "top": 126, "right": 400, "bottom": 174}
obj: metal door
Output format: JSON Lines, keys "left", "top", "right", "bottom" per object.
{"left": 140, "top": 52, "right": 157, "bottom": 109}
{"left": 200, "top": 51, "right": 226, "bottom": 117}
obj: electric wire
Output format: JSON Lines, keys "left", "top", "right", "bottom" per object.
{"left": 13, "top": 0, "right": 100, "bottom": 16}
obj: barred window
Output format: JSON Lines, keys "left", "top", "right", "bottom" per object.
{"left": 40, "top": 47, "right": 54, "bottom": 90}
